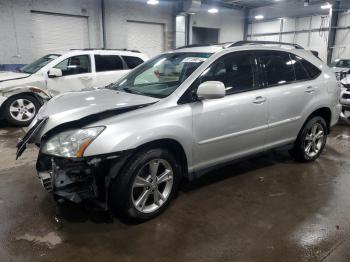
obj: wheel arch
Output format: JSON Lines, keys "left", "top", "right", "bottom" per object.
{"left": 132, "top": 138, "right": 189, "bottom": 178}
{"left": 302, "top": 107, "right": 332, "bottom": 135}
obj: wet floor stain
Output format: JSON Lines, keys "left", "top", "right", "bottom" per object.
{"left": 15, "top": 232, "right": 62, "bottom": 249}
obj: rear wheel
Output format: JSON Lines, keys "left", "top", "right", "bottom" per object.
{"left": 291, "top": 116, "right": 327, "bottom": 162}
{"left": 109, "top": 148, "right": 181, "bottom": 222}
{"left": 3, "top": 94, "right": 40, "bottom": 126}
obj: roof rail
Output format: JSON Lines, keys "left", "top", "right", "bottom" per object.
{"left": 70, "top": 48, "right": 141, "bottom": 53}
{"left": 175, "top": 42, "right": 233, "bottom": 50}
{"left": 229, "top": 41, "right": 304, "bottom": 49}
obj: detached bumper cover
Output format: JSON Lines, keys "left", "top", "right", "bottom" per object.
{"left": 16, "top": 117, "right": 48, "bottom": 159}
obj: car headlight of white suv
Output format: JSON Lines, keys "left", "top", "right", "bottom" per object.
{"left": 42, "top": 127, "right": 105, "bottom": 158}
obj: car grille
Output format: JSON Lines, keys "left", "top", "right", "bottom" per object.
{"left": 343, "top": 93, "right": 350, "bottom": 99}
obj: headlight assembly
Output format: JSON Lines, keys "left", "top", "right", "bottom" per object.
{"left": 42, "top": 127, "right": 105, "bottom": 158}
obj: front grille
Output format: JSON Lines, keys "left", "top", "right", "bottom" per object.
{"left": 343, "top": 93, "right": 350, "bottom": 99}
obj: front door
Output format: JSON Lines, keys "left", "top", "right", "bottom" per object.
{"left": 191, "top": 51, "right": 269, "bottom": 171}
{"left": 46, "top": 54, "right": 93, "bottom": 96}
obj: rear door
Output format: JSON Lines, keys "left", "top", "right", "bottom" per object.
{"left": 93, "top": 54, "right": 129, "bottom": 88}
{"left": 191, "top": 51, "right": 269, "bottom": 171}
{"left": 258, "top": 51, "right": 319, "bottom": 149}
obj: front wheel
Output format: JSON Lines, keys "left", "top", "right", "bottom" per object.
{"left": 109, "top": 148, "right": 181, "bottom": 222}
{"left": 291, "top": 116, "right": 327, "bottom": 162}
{"left": 3, "top": 94, "right": 40, "bottom": 127}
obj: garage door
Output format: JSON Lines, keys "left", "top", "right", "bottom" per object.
{"left": 126, "top": 21, "right": 164, "bottom": 58}
{"left": 31, "top": 12, "right": 89, "bottom": 59}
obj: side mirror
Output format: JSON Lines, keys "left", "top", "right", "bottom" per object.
{"left": 48, "top": 68, "right": 62, "bottom": 78}
{"left": 197, "top": 81, "right": 226, "bottom": 100}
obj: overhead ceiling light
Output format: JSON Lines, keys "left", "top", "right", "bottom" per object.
{"left": 321, "top": 3, "right": 332, "bottom": 9}
{"left": 254, "top": 15, "right": 264, "bottom": 20}
{"left": 208, "top": 8, "right": 219, "bottom": 14}
{"left": 147, "top": 0, "right": 159, "bottom": 5}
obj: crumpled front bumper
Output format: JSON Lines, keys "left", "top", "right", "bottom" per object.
{"left": 36, "top": 151, "right": 132, "bottom": 209}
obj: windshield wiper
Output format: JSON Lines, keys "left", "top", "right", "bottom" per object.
{"left": 122, "top": 88, "right": 144, "bottom": 96}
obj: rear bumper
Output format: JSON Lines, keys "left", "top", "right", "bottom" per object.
{"left": 331, "top": 103, "right": 343, "bottom": 128}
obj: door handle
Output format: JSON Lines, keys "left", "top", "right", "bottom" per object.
{"left": 253, "top": 96, "right": 267, "bottom": 104}
{"left": 80, "top": 76, "right": 92, "bottom": 80}
{"left": 305, "top": 86, "right": 315, "bottom": 93}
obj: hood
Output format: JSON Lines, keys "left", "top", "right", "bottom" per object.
{"left": 36, "top": 89, "right": 160, "bottom": 134}
{"left": 0, "top": 71, "right": 30, "bottom": 82}
{"left": 331, "top": 67, "right": 350, "bottom": 73}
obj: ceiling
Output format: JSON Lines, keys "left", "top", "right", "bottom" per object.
{"left": 217, "top": 0, "right": 284, "bottom": 9}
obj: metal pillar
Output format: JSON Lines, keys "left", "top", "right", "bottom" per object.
{"left": 327, "top": 1, "right": 341, "bottom": 64}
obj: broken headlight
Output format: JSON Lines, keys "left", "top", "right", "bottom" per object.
{"left": 42, "top": 127, "right": 105, "bottom": 158}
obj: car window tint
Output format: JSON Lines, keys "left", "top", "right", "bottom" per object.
{"left": 94, "top": 55, "right": 124, "bottom": 72}
{"left": 259, "top": 51, "right": 295, "bottom": 86}
{"left": 200, "top": 52, "right": 257, "bottom": 95}
{"left": 291, "top": 54, "right": 310, "bottom": 81}
{"left": 54, "top": 55, "right": 91, "bottom": 76}
{"left": 122, "top": 56, "right": 144, "bottom": 69}
{"left": 300, "top": 58, "right": 322, "bottom": 79}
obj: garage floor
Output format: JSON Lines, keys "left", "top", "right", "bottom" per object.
{"left": 1, "top": 123, "right": 350, "bottom": 262}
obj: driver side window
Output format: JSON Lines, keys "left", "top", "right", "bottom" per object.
{"left": 199, "top": 52, "right": 258, "bottom": 95}
{"left": 54, "top": 55, "right": 91, "bottom": 76}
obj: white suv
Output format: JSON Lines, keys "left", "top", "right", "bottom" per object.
{"left": 0, "top": 49, "right": 148, "bottom": 126}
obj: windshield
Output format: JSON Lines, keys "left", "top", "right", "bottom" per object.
{"left": 110, "top": 52, "right": 212, "bottom": 98}
{"left": 20, "top": 54, "right": 61, "bottom": 74}
{"left": 331, "top": 59, "right": 350, "bottom": 68}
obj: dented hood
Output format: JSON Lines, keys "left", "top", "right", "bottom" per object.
{"left": 0, "top": 71, "right": 30, "bottom": 82}
{"left": 35, "top": 88, "right": 159, "bottom": 135}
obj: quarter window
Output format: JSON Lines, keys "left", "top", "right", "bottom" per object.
{"left": 259, "top": 51, "right": 295, "bottom": 86}
{"left": 199, "top": 52, "right": 258, "bottom": 95}
{"left": 94, "top": 55, "right": 124, "bottom": 72}
{"left": 291, "top": 54, "right": 310, "bottom": 81}
{"left": 299, "top": 58, "right": 321, "bottom": 79}
{"left": 122, "top": 56, "right": 144, "bottom": 69}
{"left": 54, "top": 55, "right": 91, "bottom": 76}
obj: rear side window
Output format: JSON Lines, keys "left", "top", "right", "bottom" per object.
{"left": 94, "top": 55, "right": 124, "bottom": 72}
{"left": 122, "top": 56, "right": 144, "bottom": 69}
{"left": 259, "top": 51, "right": 295, "bottom": 86}
{"left": 299, "top": 58, "right": 321, "bottom": 79}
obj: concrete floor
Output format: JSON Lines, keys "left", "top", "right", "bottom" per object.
{"left": 0, "top": 122, "right": 350, "bottom": 262}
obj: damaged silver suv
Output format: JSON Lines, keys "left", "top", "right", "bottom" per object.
{"left": 17, "top": 41, "right": 342, "bottom": 221}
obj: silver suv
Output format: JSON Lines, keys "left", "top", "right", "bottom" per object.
{"left": 17, "top": 41, "right": 342, "bottom": 221}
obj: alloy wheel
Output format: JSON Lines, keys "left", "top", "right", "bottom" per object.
{"left": 9, "top": 98, "right": 36, "bottom": 122}
{"left": 131, "top": 159, "right": 174, "bottom": 214}
{"left": 304, "top": 122, "right": 325, "bottom": 158}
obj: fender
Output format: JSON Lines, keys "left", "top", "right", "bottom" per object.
{"left": 3, "top": 85, "right": 51, "bottom": 100}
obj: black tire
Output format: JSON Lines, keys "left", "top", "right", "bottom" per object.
{"left": 109, "top": 148, "right": 181, "bottom": 222}
{"left": 3, "top": 94, "right": 41, "bottom": 127}
{"left": 290, "top": 116, "right": 327, "bottom": 162}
